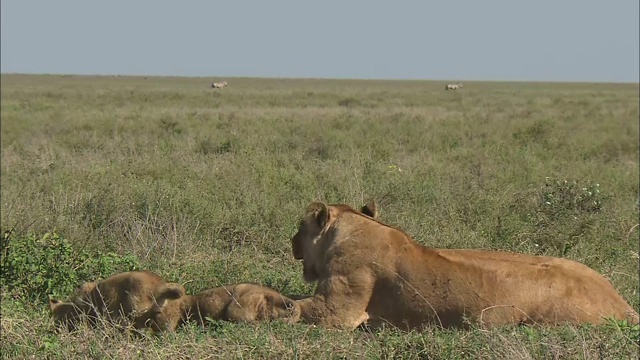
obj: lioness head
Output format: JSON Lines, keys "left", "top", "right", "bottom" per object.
{"left": 291, "top": 201, "right": 378, "bottom": 282}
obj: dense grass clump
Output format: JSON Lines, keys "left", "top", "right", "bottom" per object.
{"left": 1, "top": 74, "right": 638, "bottom": 359}
{"left": 1, "top": 230, "right": 139, "bottom": 303}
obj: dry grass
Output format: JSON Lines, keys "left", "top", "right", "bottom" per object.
{"left": 1, "top": 74, "right": 638, "bottom": 359}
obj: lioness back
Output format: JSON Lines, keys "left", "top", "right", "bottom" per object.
{"left": 433, "top": 249, "right": 638, "bottom": 327}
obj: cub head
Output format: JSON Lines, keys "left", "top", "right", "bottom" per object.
{"left": 291, "top": 200, "right": 379, "bottom": 283}
{"left": 48, "top": 281, "right": 98, "bottom": 331}
{"left": 49, "top": 298, "right": 79, "bottom": 331}
{"left": 144, "top": 282, "right": 187, "bottom": 333}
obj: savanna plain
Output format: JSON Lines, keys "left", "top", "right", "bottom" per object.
{"left": 1, "top": 74, "right": 639, "bottom": 359}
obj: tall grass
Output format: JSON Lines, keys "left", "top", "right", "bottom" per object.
{"left": 1, "top": 74, "right": 638, "bottom": 359}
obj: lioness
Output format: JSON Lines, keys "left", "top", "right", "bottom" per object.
{"left": 291, "top": 201, "right": 639, "bottom": 330}
{"left": 149, "top": 283, "right": 301, "bottom": 331}
{"left": 49, "top": 270, "right": 185, "bottom": 332}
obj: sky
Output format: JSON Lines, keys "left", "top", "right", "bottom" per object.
{"left": 1, "top": 1, "right": 639, "bottom": 82}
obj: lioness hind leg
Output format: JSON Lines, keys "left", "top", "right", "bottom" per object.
{"left": 478, "top": 304, "right": 530, "bottom": 328}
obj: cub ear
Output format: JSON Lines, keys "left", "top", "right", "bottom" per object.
{"left": 80, "top": 282, "right": 97, "bottom": 294}
{"left": 306, "top": 202, "right": 329, "bottom": 228}
{"left": 49, "top": 297, "right": 62, "bottom": 311}
{"left": 361, "top": 200, "right": 379, "bottom": 219}
{"left": 154, "top": 283, "right": 185, "bottom": 308}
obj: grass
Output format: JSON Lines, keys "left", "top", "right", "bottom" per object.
{"left": 1, "top": 74, "right": 639, "bottom": 359}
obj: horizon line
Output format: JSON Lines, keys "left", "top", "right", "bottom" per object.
{"left": 1, "top": 72, "right": 639, "bottom": 85}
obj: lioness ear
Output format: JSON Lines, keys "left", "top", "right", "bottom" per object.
{"left": 307, "top": 202, "right": 329, "bottom": 228}
{"left": 361, "top": 200, "right": 379, "bottom": 219}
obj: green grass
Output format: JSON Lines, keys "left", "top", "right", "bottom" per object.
{"left": 1, "top": 74, "right": 639, "bottom": 359}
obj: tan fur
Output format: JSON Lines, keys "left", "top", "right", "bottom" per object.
{"left": 150, "top": 283, "right": 301, "bottom": 332}
{"left": 49, "top": 270, "right": 185, "bottom": 332}
{"left": 291, "top": 201, "right": 640, "bottom": 331}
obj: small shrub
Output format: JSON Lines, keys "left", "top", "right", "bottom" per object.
{"left": 196, "top": 138, "right": 217, "bottom": 155}
{"left": 159, "top": 118, "right": 181, "bottom": 135}
{"left": 337, "top": 97, "right": 360, "bottom": 108}
{"left": 603, "top": 318, "right": 640, "bottom": 342}
{"left": 0, "top": 230, "right": 139, "bottom": 303}
{"left": 537, "top": 177, "right": 603, "bottom": 221}
{"left": 81, "top": 188, "right": 119, "bottom": 235}
{"left": 512, "top": 119, "right": 552, "bottom": 145}
{"left": 520, "top": 177, "right": 605, "bottom": 256}
{"left": 196, "top": 138, "right": 233, "bottom": 156}
{"left": 306, "top": 139, "right": 333, "bottom": 160}
{"left": 216, "top": 140, "right": 233, "bottom": 154}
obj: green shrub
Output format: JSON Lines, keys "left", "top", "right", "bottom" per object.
{"left": 603, "top": 318, "right": 640, "bottom": 344}
{"left": 0, "top": 230, "right": 139, "bottom": 303}
{"left": 337, "top": 97, "right": 360, "bottom": 108}
{"left": 537, "top": 177, "right": 603, "bottom": 220}
{"left": 514, "top": 177, "right": 606, "bottom": 257}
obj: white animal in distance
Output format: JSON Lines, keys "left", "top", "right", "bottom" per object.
{"left": 212, "top": 81, "right": 228, "bottom": 89}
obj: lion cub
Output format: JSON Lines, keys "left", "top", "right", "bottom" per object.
{"left": 49, "top": 270, "right": 185, "bottom": 332}
{"left": 151, "top": 283, "right": 301, "bottom": 331}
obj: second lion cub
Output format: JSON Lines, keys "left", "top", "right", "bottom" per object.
{"left": 151, "top": 283, "right": 301, "bottom": 331}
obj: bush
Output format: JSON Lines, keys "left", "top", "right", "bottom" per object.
{"left": 337, "top": 97, "right": 360, "bottom": 108}
{"left": 537, "top": 177, "right": 603, "bottom": 220}
{"left": 0, "top": 230, "right": 139, "bottom": 304}
{"left": 520, "top": 177, "right": 605, "bottom": 257}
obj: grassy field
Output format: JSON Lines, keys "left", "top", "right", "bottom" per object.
{"left": 1, "top": 74, "right": 638, "bottom": 359}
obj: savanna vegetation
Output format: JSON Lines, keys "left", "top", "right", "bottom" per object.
{"left": 1, "top": 74, "right": 638, "bottom": 359}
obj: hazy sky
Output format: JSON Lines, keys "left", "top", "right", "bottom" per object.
{"left": 2, "top": 1, "right": 639, "bottom": 82}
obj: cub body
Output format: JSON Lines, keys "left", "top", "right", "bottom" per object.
{"left": 49, "top": 270, "right": 184, "bottom": 331}
{"left": 152, "top": 283, "right": 301, "bottom": 331}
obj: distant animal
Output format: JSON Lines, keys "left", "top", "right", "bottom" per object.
{"left": 49, "top": 271, "right": 185, "bottom": 332}
{"left": 211, "top": 81, "right": 228, "bottom": 89}
{"left": 291, "top": 201, "right": 639, "bottom": 331}
{"left": 149, "top": 283, "right": 300, "bottom": 332}
{"left": 445, "top": 83, "right": 463, "bottom": 90}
